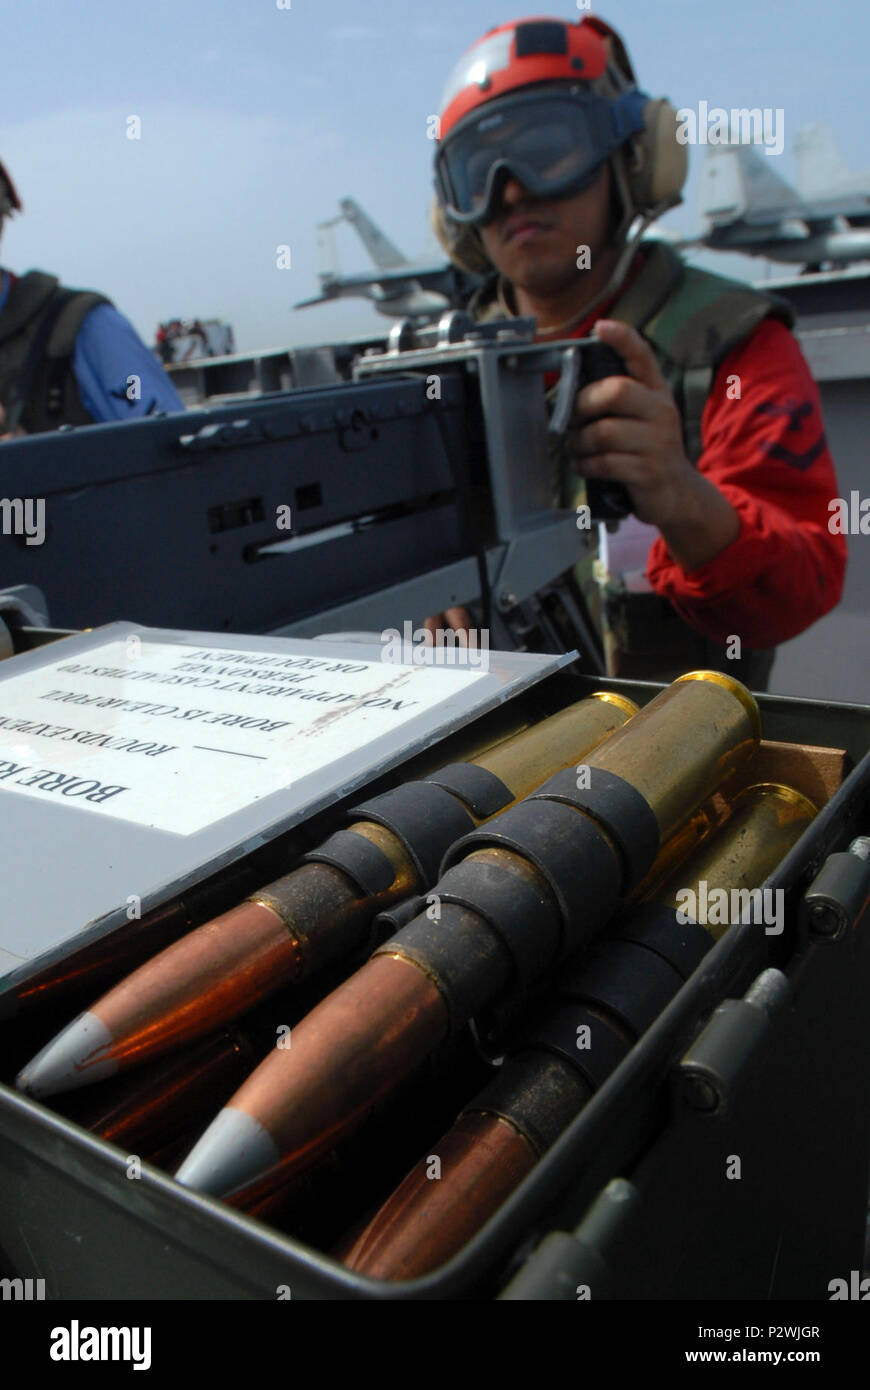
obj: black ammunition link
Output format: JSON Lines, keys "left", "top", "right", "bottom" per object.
{"left": 365, "top": 892, "right": 431, "bottom": 962}
{"left": 421, "top": 762, "right": 513, "bottom": 819}
{"left": 529, "top": 766, "right": 660, "bottom": 891}
{"left": 380, "top": 903, "right": 513, "bottom": 1030}
{"left": 558, "top": 939, "right": 686, "bottom": 1037}
{"left": 435, "top": 859, "right": 562, "bottom": 988}
{"left": 511, "top": 1001, "right": 632, "bottom": 1091}
{"left": 350, "top": 781, "right": 478, "bottom": 886}
{"left": 443, "top": 798, "right": 623, "bottom": 958}
{"left": 373, "top": 894, "right": 429, "bottom": 938}
{"left": 304, "top": 829, "right": 397, "bottom": 896}
{"left": 466, "top": 1050, "right": 595, "bottom": 1156}
{"left": 615, "top": 902, "right": 713, "bottom": 978}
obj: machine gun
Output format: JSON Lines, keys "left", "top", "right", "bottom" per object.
{"left": 0, "top": 314, "right": 629, "bottom": 671}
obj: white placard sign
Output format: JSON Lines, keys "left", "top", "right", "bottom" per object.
{"left": 0, "top": 638, "right": 488, "bottom": 835}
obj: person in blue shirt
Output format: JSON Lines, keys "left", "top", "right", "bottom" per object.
{"left": 0, "top": 157, "right": 184, "bottom": 436}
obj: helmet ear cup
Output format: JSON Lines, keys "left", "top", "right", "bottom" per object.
{"left": 625, "top": 98, "right": 687, "bottom": 214}
{"left": 429, "top": 196, "right": 493, "bottom": 275}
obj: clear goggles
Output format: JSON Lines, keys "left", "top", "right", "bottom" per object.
{"left": 435, "top": 87, "right": 648, "bottom": 226}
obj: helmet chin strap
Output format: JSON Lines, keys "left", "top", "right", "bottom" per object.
{"left": 527, "top": 212, "right": 653, "bottom": 339}
{"left": 495, "top": 214, "right": 655, "bottom": 339}
{"left": 493, "top": 147, "right": 671, "bottom": 339}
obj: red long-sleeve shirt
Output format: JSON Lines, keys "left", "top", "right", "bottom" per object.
{"left": 646, "top": 317, "right": 845, "bottom": 647}
{"left": 558, "top": 286, "right": 846, "bottom": 649}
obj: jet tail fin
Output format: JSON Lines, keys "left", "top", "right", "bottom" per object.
{"left": 339, "top": 198, "right": 408, "bottom": 268}
{"left": 315, "top": 219, "right": 342, "bottom": 282}
{"left": 698, "top": 143, "right": 798, "bottom": 226}
{"left": 794, "top": 122, "right": 851, "bottom": 198}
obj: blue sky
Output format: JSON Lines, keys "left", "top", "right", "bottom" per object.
{"left": 2, "top": 0, "right": 862, "bottom": 351}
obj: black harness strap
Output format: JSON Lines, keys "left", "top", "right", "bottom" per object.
{"left": 5, "top": 288, "right": 77, "bottom": 432}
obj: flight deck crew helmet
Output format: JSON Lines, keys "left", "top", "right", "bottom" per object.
{"left": 431, "top": 15, "right": 687, "bottom": 274}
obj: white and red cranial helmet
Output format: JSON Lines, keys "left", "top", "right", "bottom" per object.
{"left": 438, "top": 14, "right": 637, "bottom": 145}
{"left": 431, "top": 15, "right": 686, "bottom": 274}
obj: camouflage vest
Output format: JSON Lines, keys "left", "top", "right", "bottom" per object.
{"left": 469, "top": 242, "right": 796, "bottom": 689}
{"left": 0, "top": 270, "right": 111, "bottom": 433}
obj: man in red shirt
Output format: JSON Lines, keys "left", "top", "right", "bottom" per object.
{"left": 427, "top": 14, "right": 845, "bottom": 688}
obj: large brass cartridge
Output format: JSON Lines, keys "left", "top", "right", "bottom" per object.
{"left": 381, "top": 672, "right": 761, "bottom": 1023}
{"left": 174, "top": 674, "right": 761, "bottom": 1199}
{"left": 17, "top": 693, "right": 635, "bottom": 1098}
{"left": 657, "top": 781, "right": 818, "bottom": 940}
{"left": 342, "top": 780, "right": 816, "bottom": 1280}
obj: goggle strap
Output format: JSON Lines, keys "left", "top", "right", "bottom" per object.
{"left": 608, "top": 89, "right": 649, "bottom": 143}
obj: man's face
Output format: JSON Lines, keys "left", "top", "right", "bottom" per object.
{"left": 477, "top": 162, "right": 615, "bottom": 296}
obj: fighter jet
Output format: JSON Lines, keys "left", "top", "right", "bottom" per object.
{"left": 294, "top": 197, "right": 481, "bottom": 320}
{"left": 694, "top": 123, "right": 870, "bottom": 270}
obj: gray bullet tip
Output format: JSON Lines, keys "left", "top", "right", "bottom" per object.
{"left": 174, "top": 1107, "right": 281, "bottom": 1195}
{"left": 15, "top": 1011, "right": 118, "bottom": 1098}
